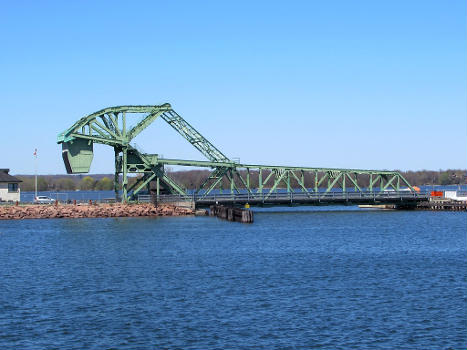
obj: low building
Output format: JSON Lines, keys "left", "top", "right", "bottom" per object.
{"left": 0, "top": 169, "right": 22, "bottom": 202}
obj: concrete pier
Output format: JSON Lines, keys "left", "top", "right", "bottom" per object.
{"left": 209, "top": 205, "right": 254, "bottom": 223}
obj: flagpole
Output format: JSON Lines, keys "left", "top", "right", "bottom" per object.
{"left": 34, "top": 149, "right": 37, "bottom": 199}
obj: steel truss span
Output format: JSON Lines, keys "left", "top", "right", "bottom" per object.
{"left": 57, "top": 103, "right": 419, "bottom": 204}
{"left": 149, "top": 191, "right": 426, "bottom": 208}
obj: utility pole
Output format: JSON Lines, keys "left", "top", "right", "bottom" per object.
{"left": 34, "top": 148, "right": 38, "bottom": 199}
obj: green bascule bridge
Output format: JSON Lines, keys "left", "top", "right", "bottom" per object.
{"left": 57, "top": 104, "right": 425, "bottom": 206}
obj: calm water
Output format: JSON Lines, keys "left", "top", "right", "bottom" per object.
{"left": 0, "top": 207, "right": 466, "bottom": 349}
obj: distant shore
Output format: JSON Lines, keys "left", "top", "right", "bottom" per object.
{"left": 13, "top": 169, "right": 467, "bottom": 192}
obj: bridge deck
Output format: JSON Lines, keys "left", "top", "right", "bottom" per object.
{"left": 150, "top": 191, "right": 429, "bottom": 208}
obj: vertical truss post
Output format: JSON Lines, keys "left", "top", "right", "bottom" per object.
{"left": 122, "top": 147, "right": 128, "bottom": 202}
{"left": 259, "top": 168, "right": 263, "bottom": 195}
{"left": 114, "top": 148, "right": 120, "bottom": 201}
{"left": 122, "top": 112, "right": 126, "bottom": 137}
{"left": 314, "top": 171, "right": 318, "bottom": 192}
{"left": 156, "top": 177, "right": 160, "bottom": 201}
{"left": 300, "top": 170, "right": 308, "bottom": 192}
{"left": 230, "top": 170, "right": 234, "bottom": 194}
{"left": 58, "top": 104, "right": 420, "bottom": 203}
{"left": 121, "top": 112, "right": 127, "bottom": 202}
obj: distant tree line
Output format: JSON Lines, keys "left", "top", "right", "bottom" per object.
{"left": 17, "top": 175, "right": 115, "bottom": 191}
{"left": 399, "top": 169, "right": 466, "bottom": 187}
{"left": 168, "top": 169, "right": 467, "bottom": 189}
{"left": 15, "top": 169, "right": 466, "bottom": 192}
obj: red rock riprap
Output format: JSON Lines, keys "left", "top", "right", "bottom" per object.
{"left": 0, "top": 203, "right": 194, "bottom": 220}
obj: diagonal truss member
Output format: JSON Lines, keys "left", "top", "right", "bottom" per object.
{"left": 57, "top": 103, "right": 416, "bottom": 202}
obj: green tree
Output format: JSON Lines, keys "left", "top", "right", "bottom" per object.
{"left": 56, "top": 178, "right": 76, "bottom": 190}
{"left": 79, "top": 176, "right": 95, "bottom": 190}
{"left": 17, "top": 176, "right": 34, "bottom": 191}
{"left": 439, "top": 172, "right": 451, "bottom": 186}
{"left": 95, "top": 177, "right": 113, "bottom": 190}
{"left": 16, "top": 176, "right": 48, "bottom": 191}
{"left": 37, "top": 177, "right": 48, "bottom": 191}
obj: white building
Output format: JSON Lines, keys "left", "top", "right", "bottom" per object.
{"left": 0, "top": 169, "right": 22, "bottom": 202}
{"left": 444, "top": 190, "right": 467, "bottom": 202}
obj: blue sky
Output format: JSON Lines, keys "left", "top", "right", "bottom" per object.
{"left": 1, "top": 1, "right": 465, "bottom": 174}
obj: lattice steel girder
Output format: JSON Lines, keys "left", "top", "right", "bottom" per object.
{"left": 196, "top": 167, "right": 229, "bottom": 197}
{"left": 57, "top": 104, "right": 231, "bottom": 201}
{"left": 119, "top": 149, "right": 414, "bottom": 198}
{"left": 57, "top": 104, "right": 416, "bottom": 202}
{"left": 57, "top": 104, "right": 229, "bottom": 164}
{"left": 58, "top": 105, "right": 170, "bottom": 143}
{"left": 151, "top": 157, "right": 415, "bottom": 195}
{"left": 121, "top": 148, "right": 188, "bottom": 198}
{"left": 150, "top": 166, "right": 188, "bottom": 197}
{"left": 128, "top": 173, "right": 156, "bottom": 197}
{"left": 155, "top": 157, "right": 405, "bottom": 175}
{"left": 160, "top": 110, "right": 230, "bottom": 162}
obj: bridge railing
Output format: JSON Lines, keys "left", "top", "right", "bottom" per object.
{"left": 153, "top": 190, "right": 429, "bottom": 204}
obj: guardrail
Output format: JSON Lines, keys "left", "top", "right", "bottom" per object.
{"left": 136, "top": 195, "right": 152, "bottom": 203}
{"left": 152, "top": 191, "right": 429, "bottom": 206}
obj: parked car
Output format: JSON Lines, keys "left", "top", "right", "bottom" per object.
{"left": 34, "top": 196, "right": 54, "bottom": 204}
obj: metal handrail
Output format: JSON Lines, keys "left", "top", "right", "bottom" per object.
{"left": 155, "top": 190, "right": 429, "bottom": 203}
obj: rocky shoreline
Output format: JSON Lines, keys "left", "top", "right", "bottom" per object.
{"left": 0, "top": 203, "right": 194, "bottom": 220}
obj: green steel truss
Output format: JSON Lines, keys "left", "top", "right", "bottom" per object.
{"left": 57, "top": 104, "right": 415, "bottom": 202}
{"left": 152, "top": 158, "right": 414, "bottom": 200}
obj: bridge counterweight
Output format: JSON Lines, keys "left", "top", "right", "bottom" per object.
{"left": 57, "top": 104, "right": 419, "bottom": 203}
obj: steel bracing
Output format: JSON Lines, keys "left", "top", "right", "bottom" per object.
{"left": 57, "top": 103, "right": 418, "bottom": 203}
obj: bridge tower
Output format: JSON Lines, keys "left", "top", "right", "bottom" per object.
{"left": 57, "top": 103, "right": 416, "bottom": 203}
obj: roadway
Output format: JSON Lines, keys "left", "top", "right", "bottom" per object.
{"left": 150, "top": 191, "right": 429, "bottom": 208}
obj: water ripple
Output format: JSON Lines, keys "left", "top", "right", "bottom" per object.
{"left": 0, "top": 210, "right": 465, "bottom": 349}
